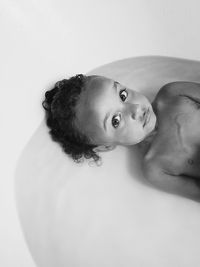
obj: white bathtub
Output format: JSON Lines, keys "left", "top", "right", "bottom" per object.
{"left": 2, "top": 0, "right": 200, "bottom": 266}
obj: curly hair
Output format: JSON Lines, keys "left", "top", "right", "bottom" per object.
{"left": 42, "top": 74, "right": 100, "bottom": 163}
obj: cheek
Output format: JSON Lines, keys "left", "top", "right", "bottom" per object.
{"left": 117, "top": 122, "right": 140, "bottom": 141}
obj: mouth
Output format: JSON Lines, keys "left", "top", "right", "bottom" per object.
{"left": 143, "top": 108, "right": 150, "bottom": 127}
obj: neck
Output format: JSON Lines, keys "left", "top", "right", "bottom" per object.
{"left": 137, "top": 101, "right": 159, "bottom": 156}
{"left": 136, "top": 128, "right": 158, "bottom": 157}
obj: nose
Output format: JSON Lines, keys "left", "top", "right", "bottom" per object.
{"left": 128, "top": 103, "right": 146, "bottom": 121}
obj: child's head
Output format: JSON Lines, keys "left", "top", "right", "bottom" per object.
{"left": 42, "top": 74, "right": 157, "bottom": 163}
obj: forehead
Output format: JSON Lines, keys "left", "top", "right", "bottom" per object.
{"left": 86, "top": 75, "right": 113, "bottom": 91}
{"left": 74, "top": 75, "right": 115, "bottom": 140}
{"left": 81, "top": 75, "right": 114, "bottom": 106}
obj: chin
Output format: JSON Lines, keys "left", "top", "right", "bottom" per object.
{"left": 147, "top": 111, "right": 157, "bottom": 130}
{"left": 123, "top": 140, "right": 141, "bottom": 146}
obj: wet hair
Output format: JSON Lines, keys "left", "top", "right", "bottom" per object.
{"left": 42, "top": 74, "right": 100, "bottom": 163}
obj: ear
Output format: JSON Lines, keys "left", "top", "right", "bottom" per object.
{"left": 92, "top": 144, "right": 116, "bottom": 153}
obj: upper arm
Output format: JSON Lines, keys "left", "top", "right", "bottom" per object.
{"left": 156, "top": 81, "right": 200, "bottom": 101}
{"left": 151, "top": 81, "right": 200, "bottom": 114}
{"left": 143, "top": 157, "right": 200, "bottom": 201}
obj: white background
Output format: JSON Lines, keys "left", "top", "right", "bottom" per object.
{"left": 1, "top": 0, "right": 200, "bottom": 266}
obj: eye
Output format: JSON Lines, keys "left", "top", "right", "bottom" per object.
{"left": 120, "top": 89, "right": 128, "bottom": 102}
{"left": 112, "top": 113, "right": 121, "bottom": 128}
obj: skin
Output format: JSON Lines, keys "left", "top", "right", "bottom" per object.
{"left": 75, "top": 75, "right": 157, "bottom": 152}
{"left": 142, "top": 82, "right": 200, "bottom": 200}
{"left": 146, "top": 82, "right": 200, "bottom": 175}
{"left": 75, "top": 77, "right": 200, "bottom": 200}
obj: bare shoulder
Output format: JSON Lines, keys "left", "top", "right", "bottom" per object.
{"left": 142, "top": 143, "right": 190, "bottom": 182}
{"left": 142, "top": 155, "right": 181, "bottom": 196}
{"left": 159, "top": 81, "right": 200, "bottom": 92}
{"left": 143, "top": 133, "right": 186, "bottom": 177}
{"left": 155, "top": 81, "right": 200, "bottom": 101}
{"left": 142, "top": 154, "right": 174, "bottom": 181}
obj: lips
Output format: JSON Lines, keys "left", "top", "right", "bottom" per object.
{"left": 143, "top": 108, "right": 150, "bottom": 127}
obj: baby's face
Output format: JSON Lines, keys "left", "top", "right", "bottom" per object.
{"left": 75, "top": 75, "right": 157, "bottom": 146}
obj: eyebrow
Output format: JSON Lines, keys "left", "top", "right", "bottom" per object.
{"left": 103, "top": 81, "right": 118, "bottom": 131}
{"left": 113, "top": 81, "right": 119, "bottom": 91}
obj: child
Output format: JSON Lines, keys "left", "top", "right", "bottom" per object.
{"left": 42, "top": 74, "right": 200, "bottom": 201}
{"left": 42, "top": 74, "right": 157, "bottom": 162}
